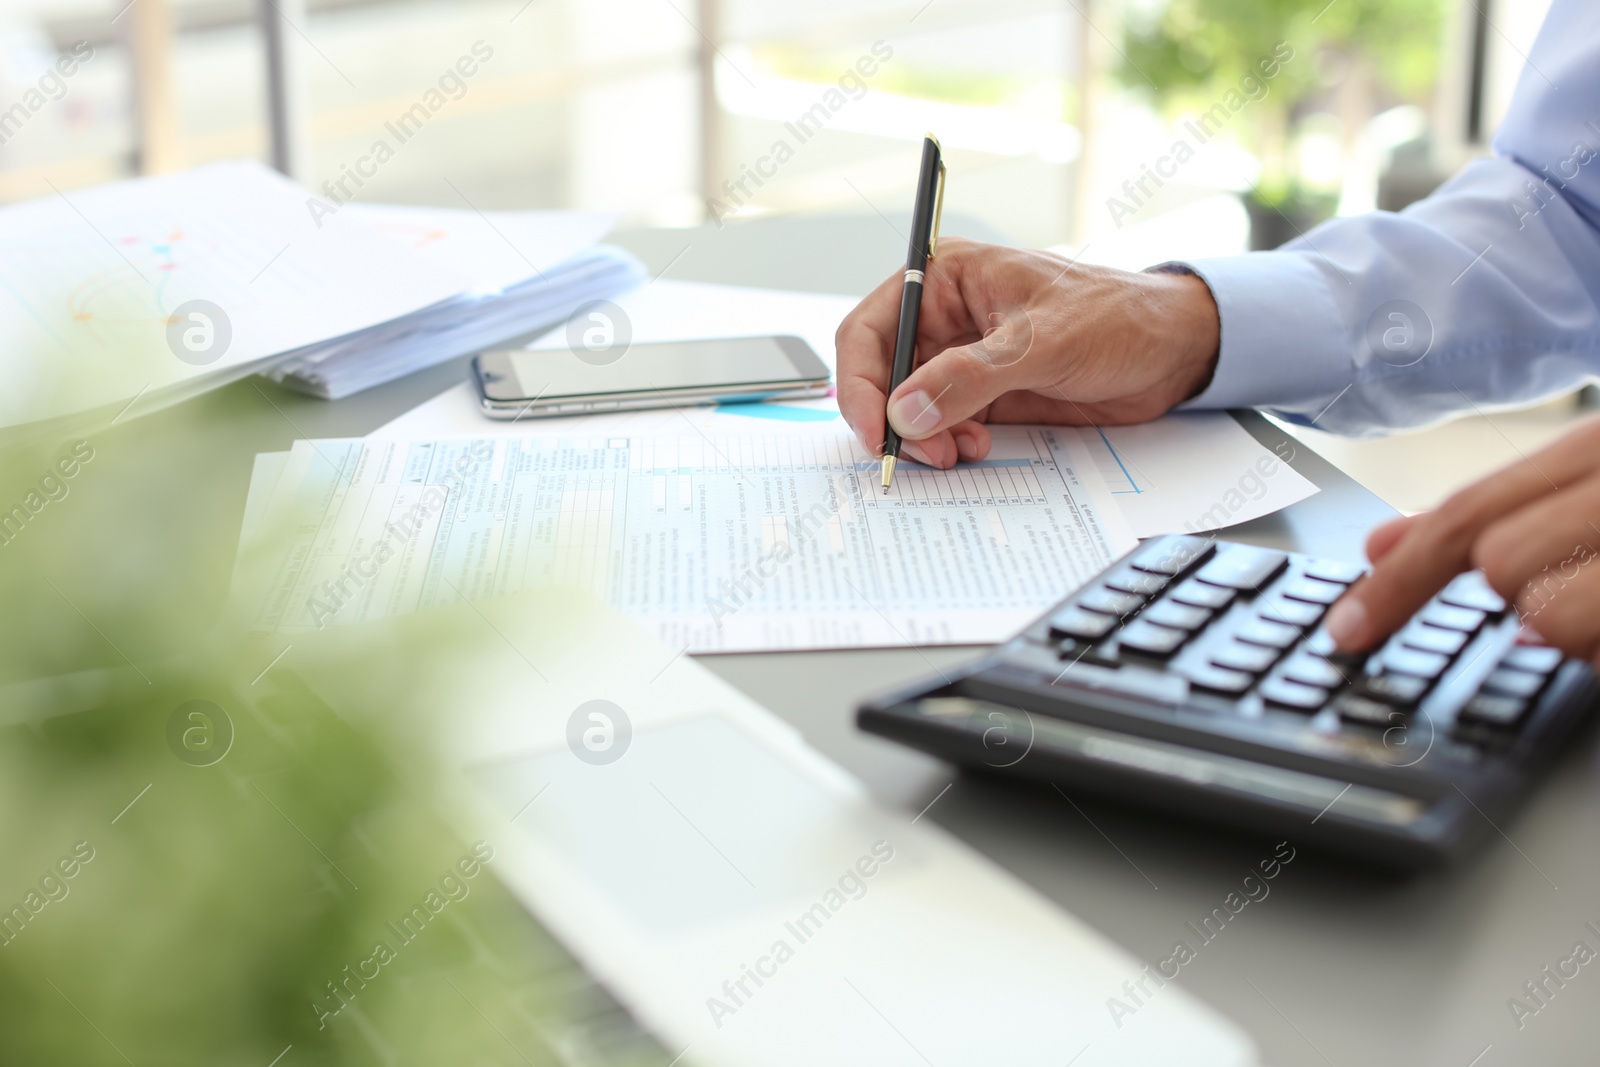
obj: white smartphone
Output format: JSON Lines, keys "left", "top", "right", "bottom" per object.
{"left": 472, "top": 335, "right": 832, "bottom": 419}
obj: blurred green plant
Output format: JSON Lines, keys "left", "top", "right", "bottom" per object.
{"left": 0, "top": 395, "right": 651, "bottom": 1063}
{"left": 0, "top": 651, "right": 603, "bottom": 1065}
{"left": 1120, "top": 0, "right": 1448, "bottom": 236}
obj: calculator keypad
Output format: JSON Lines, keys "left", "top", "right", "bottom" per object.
{"left": 1014, "top": 534, "right": 1565, "bottom": 765}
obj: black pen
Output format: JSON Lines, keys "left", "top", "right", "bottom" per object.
{"left": 881, "top": 133, "right": 946, "bottom": 493}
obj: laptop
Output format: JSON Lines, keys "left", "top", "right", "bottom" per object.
{"left": 286, "top": 586, "right": 1260, "bottom": 1066}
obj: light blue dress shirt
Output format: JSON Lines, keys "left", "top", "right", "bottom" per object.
{"left": 1177, "top": 0, "right": 1600, "bottom": 435}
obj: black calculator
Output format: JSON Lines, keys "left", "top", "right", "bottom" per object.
{"left": 858, "top": 535, "right": 1600, "bottom": 868}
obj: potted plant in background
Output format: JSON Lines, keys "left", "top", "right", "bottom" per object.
{"left": 1120, "top": 0, "right": 1448, "bottom": 249}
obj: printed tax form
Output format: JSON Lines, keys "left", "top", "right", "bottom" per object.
{"left": 236, "top": 427, "right": 1136, "bottom": 653}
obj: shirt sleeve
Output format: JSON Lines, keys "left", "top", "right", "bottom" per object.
{"left": 1168, "top": 0, "right": 1600, "bottom": 436}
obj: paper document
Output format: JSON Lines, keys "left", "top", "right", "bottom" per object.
{"left": 371, "top": 281, "right": 1316, "bottom": 536}
{"left": 235, "top": 428, "right": 1136, "bottom": 653}
{"left": 338, "top": 202, "right": 619, "bottom": 294}
{"left": 262, "top": 201, "right": 644, "bottom": 398}
{"left": 0, "top": 161, "right": 467, "bottom": 434}
{"left": 1082, "top": 413, "right": 1318, "bottom": 537}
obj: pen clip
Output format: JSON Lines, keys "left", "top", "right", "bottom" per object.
{"left": 928, "top": 159, "right": 947, "bottom": 259}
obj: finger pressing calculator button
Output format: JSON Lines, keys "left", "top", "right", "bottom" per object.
{"left": 1302, "top": 629, "right": 1368, "bottom": 669}
{"left": 1236, "top": 618, "right": 1302, "bottom": 649}
{"left": 1129, "top": 535, "right": 1215, "bottom": 576}
{"left": 1379, "top": 646, "right": 1450, "bottom": 680}
{"left": 1117, "top": 619, "right": 1188, "bottom": 658}
{"left": 1302, "top": 558, "right": 1364, "bottom": 585}
{"left": 1419, "top": 603, "right": 1486, "bottom": 633}
{"left": 1170, "top": 579, "right": 1234, "bottom": 611}
{"left": 1400, "top": 624, "right": 1468, "bottom": 656}
{"left": 1502, "top": 644, "right": 1563, "bottom": 675}
{"left": 1281, "top": 578, "right": 1346, "bottom": 605}
{"left": 1048, "top": 606, "right": 1117, "bottom": 641}
{"left": 1211, "top": 641, "right": 1280, "bottom": 674}
{"left": 1482, "top": 668, "right": 1544, "bottom": 700}
{"left": 1438, "top": 573, "right": 1507, "bottom": 614}
{"left": 1077, "top": 587, "right": 1145, "bottom": 618}
{"left": 1195, "top": 545, "right": 1289, "bottom": 592}
{"left": 1105, "top": 569, "right": 1169, "bottom": 597}
{"left": 1140, "top": 599, "right": 1212, "bottom": 631}
{"left": 1258, "top": 677, "right": 1328, "bottom": 711}
{"left": 1181, "top": 663, "right": 1254, "bottom": 695}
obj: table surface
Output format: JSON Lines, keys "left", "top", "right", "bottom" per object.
{"left": 49, "top": 213, "right": 1600, "bottom": 1067}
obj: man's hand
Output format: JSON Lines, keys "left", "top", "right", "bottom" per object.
{"left": 835, "top": 238, "right": 1221, "bottom": 468}
{"left": 1326, "top": 415, "right": 1600, "bottom": 665}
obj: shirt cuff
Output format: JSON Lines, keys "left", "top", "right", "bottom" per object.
{"left": 1149, "top": 252, "right": 1354, "bottom": 413}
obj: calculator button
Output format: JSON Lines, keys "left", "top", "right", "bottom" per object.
{"left": 1181, "top": 663, "right": 1254, "bottom": 694}
{"left": 1400, "top": 624, "right": 1468, "bottom": 656}
{"left": 1117, "top": 619, "right": 1188, "bottom": 658}
{"left": 1482, "top": 668, "right": 1544, "bottom": 700}
{"left": 1170, "top": 579, "right": 1234, "bottom": 611}
{"left": 1256, "top": 597, "right": 1323, "bottom": 629}
{"left": 1195, "top": 545, "right": 1288, "bottom": 593}
{"left": 1379, "top": 646, "right": 1450, "bottom": 680}
{"left": 1334, "top": 693, "right": 1402, "bottom": 727}
{"left": 1235, "top": 618, "right": 1301, "bottom": 650}
{"left": 1139, "top": 599, "right": 1212, "bottom": 631}
{"left": 1048, "top": 606, "right": 1117, "bottom": 641}
{"left": 1502, "top": 644, "right": 1563, "bottom": 675}
{"left": 1129, "top": 536, "right": 1215, "bottom": 576}
{"left": 1211, "top": 641, "right": 1280, "bottom": 674}
{"left": 1302, "top": 558, "right": 1364, "bottom": 585}
{"left": 1458, "top": 693, "right": 1528, "bottom": 728}
{"left": 1258, "top": 677, "right": 1328, "bottom": 711}
{"left": 1438, "top": 573, "right": 1506, "bottom": 614}
{"left": 1301, "top": 629, "right": 1335, "bottom": 656}
{"left": 1354, "top": 673, "right": 1429, "bottom": 707}
{"left": 1302, "top": 629, "right": 1369, "bottom": 670}
{"left": 1055, "top": 639, "right": 1121, "bottom": 668}
{"left": 1280, "top": 578, "right": 1346, "bottom": 605}
{"left": 1105, "top": 569, "right": 1170, "bottom": 597}
{"left": 1077, "top": 587, "right": 1145, "bottom": 618}
{"left": 1279, "top": 656, "right": 1352, "bottom": 690}
{"left": 1419, "top": 603, "right": 1486, "bottom": 633}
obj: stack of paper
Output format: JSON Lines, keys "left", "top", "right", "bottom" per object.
{"left": 0, "top": 161, "right": 640, "bottom": 437}
{"left": 263, "top": 203, "right": 644, "bottom": 399}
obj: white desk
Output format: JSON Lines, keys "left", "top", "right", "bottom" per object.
{"left": 65, "top": 212, "right": 1598, "bottom": 1067}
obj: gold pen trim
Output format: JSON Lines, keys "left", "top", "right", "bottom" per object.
{"left": 880, "top": 454, "right": 897, "bottom": 492}
{"left": 929, "top": 159, "right": 947, "bottom": 258}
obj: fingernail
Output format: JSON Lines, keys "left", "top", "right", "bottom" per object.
{"left": 1324, "top": 597, "right": 1368, "bottom": 650}
{"left": 953, "top": 430, "right": 980, "bottom": 462}
{"left": 888, "top": 389, "right": 942, "bottom": 437}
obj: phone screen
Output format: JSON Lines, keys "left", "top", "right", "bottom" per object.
{"left": 504, "top": 337, "right": 816, "bottom": 401}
